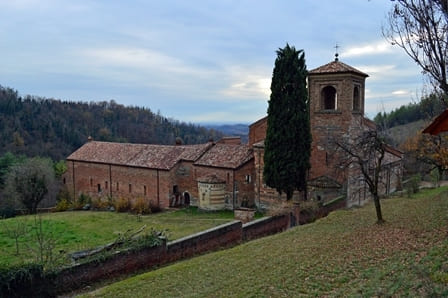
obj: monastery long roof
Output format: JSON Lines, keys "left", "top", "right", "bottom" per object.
{"left": 194, "top": 144, "right": 253, "bottom": 169}
{"left": 309, "top": 60, "right": 368, "bottom": 77}
{"left": 67, "top": 141, "right": 213, "bottom": 170}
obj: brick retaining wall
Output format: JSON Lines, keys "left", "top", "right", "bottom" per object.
{"left": 166, "top": 221, "right": 242, "bottom": 263}
{"left": 242, "top": 215, "right": 289, "bottom": 241}
{"left": 49, "top": 199, "right": 345, "bottom": 295}
{"left": 52, "top": 217, "right": 287, "bottom": 295}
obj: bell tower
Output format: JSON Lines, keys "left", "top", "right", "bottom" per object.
{"left": 307, "top": 55, "right": 369, "bottom": 183}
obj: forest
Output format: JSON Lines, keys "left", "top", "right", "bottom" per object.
{"left": 0, "top": 85, "right": 223, "bottom": 161}
{"left": 373, "top": 93, "right": 447, "bottom": 129}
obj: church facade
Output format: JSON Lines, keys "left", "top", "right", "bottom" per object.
{"left": 63, "top": 58, "right": 403, "bottom": 211}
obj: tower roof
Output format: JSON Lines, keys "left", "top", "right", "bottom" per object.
{"left": 309, "top": 60, "right": 368, "bottom": 77}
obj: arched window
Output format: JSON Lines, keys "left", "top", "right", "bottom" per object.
{"left": 321, "top": 86, "right": 337, "bottom": 110}
{"left": 353, "top": 85, "right": 360, "bottom": 111}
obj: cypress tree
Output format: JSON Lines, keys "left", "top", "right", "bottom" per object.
{"left": 263, "top": 44, "right": 311, "bottom": 200}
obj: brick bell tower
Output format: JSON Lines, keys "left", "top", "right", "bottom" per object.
{"left": 307, "top": 53, "right": 369, "bottom": 188}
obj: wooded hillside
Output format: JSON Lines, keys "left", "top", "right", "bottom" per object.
{"left": 374, "top": 93, "right": 446, "bottom": 129}
{"left": 0, "top": 85, "right": 223, "bottom": 161}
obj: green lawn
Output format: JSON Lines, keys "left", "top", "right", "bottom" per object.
{"left": 0, "top": 207, "right": 235, "bottom": 267}
{"left": 82, "top": 188, "right": 448, "bottom": 297}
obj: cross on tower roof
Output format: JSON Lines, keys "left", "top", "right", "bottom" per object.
{"left": 334, "top": 43, "right": 339, "bottom": 62}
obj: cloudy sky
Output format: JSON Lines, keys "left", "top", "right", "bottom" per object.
{"left": 0, "top": 0, "right": 425, "bottom": 124}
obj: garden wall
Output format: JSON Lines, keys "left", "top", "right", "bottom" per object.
{"left": 51, "top": 216, "right": 288, "bottom": 295}
{"left": 5, "top": 202, "right": 345, "bottom": 296}
{"left": 242, "top": 215, "right": 289, "bottom": 241}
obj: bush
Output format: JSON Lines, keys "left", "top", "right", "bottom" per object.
{"left": 0, "top": 206, "right": 16, "bottom": 219}
{"left": 54, "top": 199, "right": 71, "bottom": 212}
{"left": 149, "top": 200, "right": 161, "bottom": 213}
{"left": 0, "top": 263, "right": 51, "bottom": 297}
{"left": 75, "top": 193, "right": 91, "bottom": 210}
{"left": 90, "top": 197, "right": 109, "bottom": 210}
{"left": 131, "top": 197, "right": 151, "bottom": 214}
{"left": 406, "top": 174, "right": 421, "bottom": 197}
{"left": 114, "top": 197, "right": 131, "bottom": 212}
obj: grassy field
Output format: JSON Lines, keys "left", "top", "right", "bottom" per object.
{"left": 0, "top": 207, "right": 235, "bottom": 267}
{"left": 82, "top": 187, "right": 448, "bottom": 297}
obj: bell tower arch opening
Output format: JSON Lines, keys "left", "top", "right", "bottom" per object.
{"left": 353, "top": 85, "right": 361, "bottom": 112}
{"left": 321, "top": 85, "right": 337, "bottom": 110}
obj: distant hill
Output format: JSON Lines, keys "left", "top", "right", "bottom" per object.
{"left": 205, "top": 123, "right": 249, "bottom": 144}
{"left": 0, "top": 85, "right": 223, "bottom": 161}
{"left": 374, "top": 93, "right": 446, "bottom": 147}
{"left": 383, "top": 120, "right": 429, "bottom": 148}
{"left": 374, "top": 93, "right": 446, "bottom": 130}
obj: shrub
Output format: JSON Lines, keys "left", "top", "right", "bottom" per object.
{"left": 430, "top": 168, "right": 441, "bottom": 188}
{"left": 90, "top": 197, "right": 108, "bottom": 210}
{"left": 149, "top": 200, "right": 161, "bottom": 213}
{"left": 115, "top": 197, "right": 131, "bottom": 212}
{"left": 0, "top": 206, "right": 16, "bottom": 219}
{"left": 56, "top": 186, "right": 72, "bottom": 204}
{"left": 406, "top": 174, "right": 421, "bottom": 197}
{"left": 75, "top": 193, "right": 91, "bottom": 209}
{"left": 0, "top": 263, "right": 51, "bottom": 297}
{"left": 132, "top": 197, "right": 151, "bottom": 214}
{"left": 54, "top": 199, "right": 71, "bottom": 212}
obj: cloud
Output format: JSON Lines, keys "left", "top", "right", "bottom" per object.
{"left": 391, "top": 90, "right": 410, "bottom": 96}
{"left": 355, "top": 64, "right": 396, "bottom": 74}
{"left": 221, "top": 67, "right": 271, "bottom": 99}
{"left": 342, "top": 41, "right": 394, "bottom": 57}
{"left": 81, "top": 47, "right": 190, "bottom": 74}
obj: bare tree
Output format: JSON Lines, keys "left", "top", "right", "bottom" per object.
{"left": 4, "top": 158, "right": 58, "bottom": 214}
{"left": 383, "top": 0, "right": 448, "bottom": 98}
{"left": 334, "top": 130, "right": 389, "bottom": 223}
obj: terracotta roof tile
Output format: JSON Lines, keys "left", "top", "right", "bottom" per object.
{"left": 422, "top": 109, "right": 448, "bottom": 135}
{"left": 309, "top": 60, "right": 368, "bottom": 77}
{"left": 67, "top": 141, "right": 213, "bottom": 170}
{"left": 194, "top": 144, "right": 253, "bottom": 169}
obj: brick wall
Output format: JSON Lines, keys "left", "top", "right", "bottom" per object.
{"left": 308, "top": 73, "right": 366, "bottom": 183}
{"left": 64, "top": 161, "right": 172, "bottom": 208}
{"left": 54, "top": 243, "right": 166, "bottom": 292}
{"left": 50, "top": 217, "right": 291, "bottom": 295}
{"left": 194, "top": 162, "right": 254, "bottom": 209}
{"left": 248, "top": 116, "right": 267, "bottom": 146}
{"left": 242, "top": 215, "right": 289, "bottom": 241}
{"left": 166, "top": 221, "right": 242, "bottom": 263}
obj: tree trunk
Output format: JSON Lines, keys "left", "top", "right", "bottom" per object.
{"left": 373, "top": 194, "right": 384, "bottom": 224}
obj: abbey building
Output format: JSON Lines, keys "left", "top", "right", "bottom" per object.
{"left": 64, "top": 58, "right": 403, "bottom": 210}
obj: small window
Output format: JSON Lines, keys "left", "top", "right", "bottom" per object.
{"left": 97, "top": 184, "right": 102, "bottom": 193}
{"left": 116, "top": 182, "right": 119, "bottom": 191}
{"left": 353, "top": 85, "right": 360, "bottom": 111}
{"left": 321, "top": 86, "right": 337, "bottom": 110}
{"left": 129, "top": 184, "right": 132, "bottom": 193}
{"left": 227, "top": 173, "right": 230, "bottom": 184}
{"left": 63, "top": 177, "right": 66, "bottom": 185}
{"left": 90, "top": 178, "right": 93, "bottom": 187}
{"left": 105, "top": 181, "right": 108, "bottom": 189}
{"left": 144, "top": 185, "right": 147, "bottom": 196}
{"left": 245, "top": 175, "right": 252, "bottom": 183}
